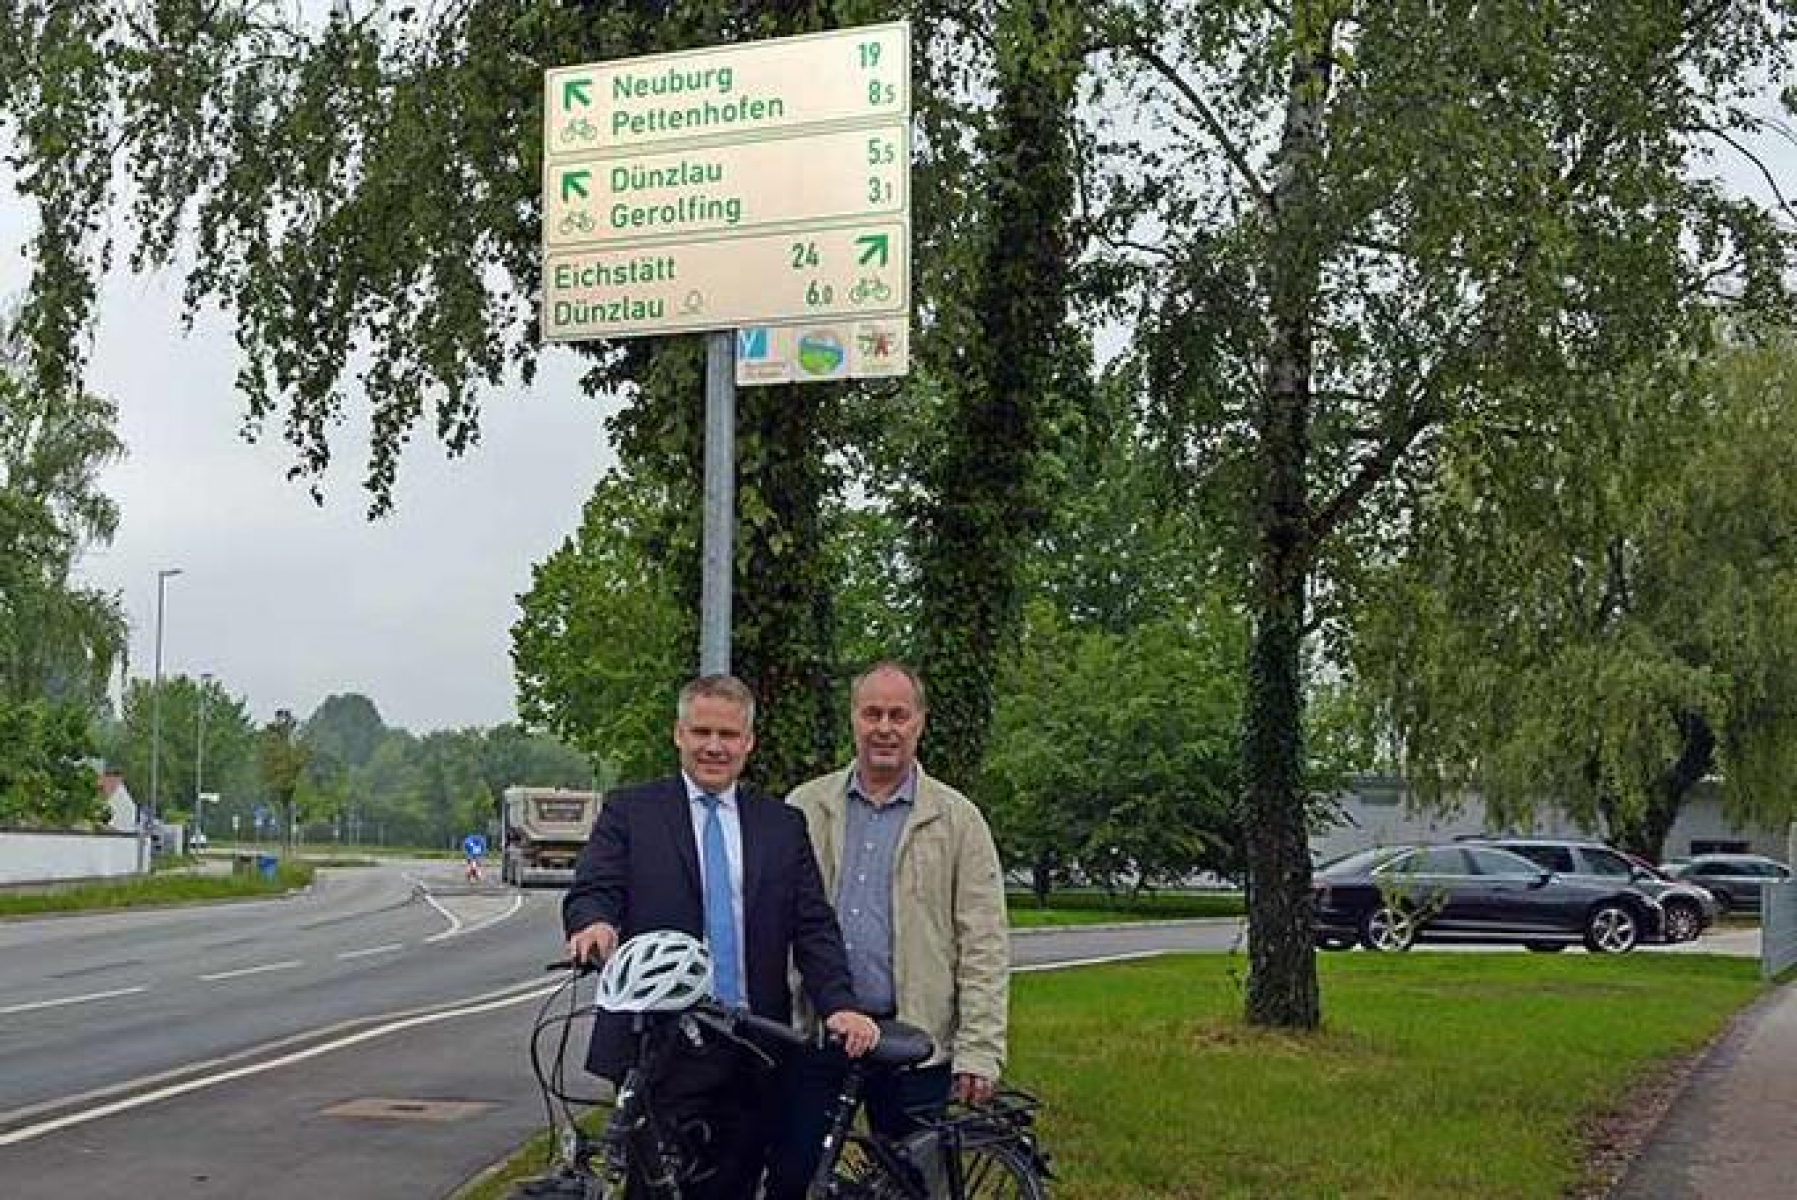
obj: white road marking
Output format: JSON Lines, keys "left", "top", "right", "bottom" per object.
{"left": 337, "top": 943, "right": 404, "bottom": 960}
{"left": 458, "top": 893, "right": 525, "bottom": 938}
{"left": 417, "top": 888, "right": 464, "bottom": 942}
{"left": 1013, "top": 949, "right": 1171, "bottom": 972}
{"left": 198, "top": 960, "right": 303, "bottom": 982}
{"left": 0, "top": 986, "right": 147, "bottom": 1016}
{"left": 0, "top": 977, "right": 563, "bottom": 1146}
{"left": 0, "top": 976, "right": 557, "bottom": 1132}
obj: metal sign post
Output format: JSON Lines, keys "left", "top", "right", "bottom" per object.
{"left": 700, "top": 331, "right": 736, "bottom": 673}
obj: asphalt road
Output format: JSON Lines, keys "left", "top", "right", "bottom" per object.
{"left": 0, "top": 861, "right": 1239, "bottom": 1199}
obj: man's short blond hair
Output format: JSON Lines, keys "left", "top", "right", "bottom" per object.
{"left": 677, "top": 674, "right": 757, "bottom": 728}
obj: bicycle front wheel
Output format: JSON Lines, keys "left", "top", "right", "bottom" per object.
{"left": 957, "top": 1137, "right": 1049, "bottom": 1200}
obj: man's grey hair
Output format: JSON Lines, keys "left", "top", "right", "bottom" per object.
{"left": 849, "top": 660, "right": 928, "bottom": 712}
{"left": 677, "top": 674, "right": 757, "bottom": 728}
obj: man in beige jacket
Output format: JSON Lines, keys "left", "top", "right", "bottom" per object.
{"left": 765, "top": 661, "right": 1009, "bottom": 1199}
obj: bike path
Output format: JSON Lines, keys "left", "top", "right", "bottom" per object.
{"left": 1612, "top": 978, "right": 1797, "bottom": 1200}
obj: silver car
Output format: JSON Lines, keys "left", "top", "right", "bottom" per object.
{"left": 1667, "top": 854, "right": 1792, "bottom": 915}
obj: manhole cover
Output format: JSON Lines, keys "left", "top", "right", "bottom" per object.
{"left": 321, "top": 1098, "right": 494, "bottom": 1122}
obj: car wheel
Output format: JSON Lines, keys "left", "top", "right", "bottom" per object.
{"left": 1360, "top": 905, "right": 1416, "bottom": 952}
{"left": 1584, "top": 903, "right": 1641, "bottom": 954}
{"left": 1663, "top": 901, "right": 1702, "bottom": 943}
{"left": 1525, "top": 942, "right": 1567, "bottom": 953}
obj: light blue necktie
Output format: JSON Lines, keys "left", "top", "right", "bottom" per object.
{"left": 699, "top": 794, "right": 743, "bottom": 1007}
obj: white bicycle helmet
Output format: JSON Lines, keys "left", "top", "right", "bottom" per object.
{"left": 595, "top": 929, "right": 713, "bottom": 1012}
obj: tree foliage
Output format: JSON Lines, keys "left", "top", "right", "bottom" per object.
{"left": 0, "top": 699, "right": 101, "bottom": 826}
{"left": 1354, "top": 338, "right": 1797, "bottom": 860}
{"left": 981, "top": 602, "right": 1246, "bottom": 900}
{"left": 1098, "top": 0, "right": 1797, "bottom": 1026}
{"left": 284, "top": 705, "right": 593, "bottom": 849}
{"left": 0, "top": 314, "right": 124, "bottom": 828}
{"left": 106, "top": 673, "right": 258, "bottom": 826}
{"left": 256, "top": 708, "right": 308, "bottom": 843}
{"left": 512, "top": 468, "right": 687, "bottom": 785}
{"left": 0, "top": 315, "right": 125, "bottom": 711}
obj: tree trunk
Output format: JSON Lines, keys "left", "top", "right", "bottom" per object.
{"left": 1241, "top": 13, "right": 1335, "bottom": 1031}
{"left": 1242, "top": 403, "right": 1319, "bottom": 1023}
{"left": 1608, "top": 711, "right": 1715, "bottom": 861}
{"left": 1030, "top": 851, "right": 1054, "bottom": 907}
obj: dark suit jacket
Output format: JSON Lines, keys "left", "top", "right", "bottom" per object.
{"left": 563, "top": 776, "right": 857, "bottom": 1080}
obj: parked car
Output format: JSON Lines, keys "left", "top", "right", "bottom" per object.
{"left": 1313, "top": 843, "right": 1663, "bottom": 954}
{"left": 1464, "top": 837, "right": 1720, "bottom": 943}
{"left": 1665, "top": 854, "right": 1791, "bottom": 914}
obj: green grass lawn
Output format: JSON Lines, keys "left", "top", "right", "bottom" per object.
{"left": 0, "top": 860, "right": 316, "bottom": 917}
{"left": 462, "top": 953, "right": 1758, "bottom": 1199}
{"left": 1008, "top": 889, "right": 1245, "bottom": 926}
{"left": 1017, "top": 953, "right": 1760, "bottom": 1198}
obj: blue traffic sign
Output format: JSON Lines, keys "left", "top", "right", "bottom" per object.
{"left": 461, "top": 834, "right": 487, "bottom": 858}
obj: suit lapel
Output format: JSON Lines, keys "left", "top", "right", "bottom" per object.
{"left": 660, "top": 778, "right": 703, "bottom": 901}
{"left": 738, "top": 787, "right": 770, "bottom": 917}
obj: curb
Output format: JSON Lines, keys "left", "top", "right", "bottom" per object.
{"left": 1009, "top": 915, "right": 1243, "bottom": 937}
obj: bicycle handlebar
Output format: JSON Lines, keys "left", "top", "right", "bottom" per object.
{"left": 691, "top": 1001, "right": 810, "bottom": 1049}
{"left": 545, "top": 958, "right": 601, "bottom": 975}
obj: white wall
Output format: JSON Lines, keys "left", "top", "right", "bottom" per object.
{"left": 1313, "top": 776, "right": 1788, "bottom": 865}
{"left": 0, "top": 830, "right": 143, "bottom": 885}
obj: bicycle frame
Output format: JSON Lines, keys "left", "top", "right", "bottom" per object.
{"left": 604, "top": 1018, "right": 687, "bottom": 1199}
{"left": 805, "top": 1053, "right": 1050, "bottom": 1200}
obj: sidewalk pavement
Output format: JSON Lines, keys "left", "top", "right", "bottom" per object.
{"left": 1611, "top": 977, "right": 1797, "bottom": 1199}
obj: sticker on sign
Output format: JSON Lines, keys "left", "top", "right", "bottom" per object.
{"left": 735, "top": 321, "right": 909, "bottom": 386}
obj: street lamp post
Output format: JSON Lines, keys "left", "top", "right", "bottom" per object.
{"left": 147, "top": 567, "right": 183, "bottom": 859}
{"left": 194, "top": 671, "right": 213, "bottom": 844}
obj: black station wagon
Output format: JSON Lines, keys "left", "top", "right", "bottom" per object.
{"left": 1313, "top": 844, "right": 1664, "bottom": 954}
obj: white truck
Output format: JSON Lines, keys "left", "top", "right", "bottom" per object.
{"left": 500, "top": 786, "right": 602, "bottom": 887}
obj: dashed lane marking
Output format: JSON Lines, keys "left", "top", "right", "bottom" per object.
{"left": 198, "top": 960, "right": 303, "bottom": 982}
{"left": 0, "top": 986, "right": 147, "bottom": 1016}
{"left": 337, "top": 943, "right": 404, "bottom": 960}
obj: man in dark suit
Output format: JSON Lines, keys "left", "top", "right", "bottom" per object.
{"left": 564, "top": 673, "right": 878, "bottom": 1199}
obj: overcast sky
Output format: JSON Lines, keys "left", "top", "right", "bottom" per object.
{"left": 2, "top": 193, "right": 623, "bottom": 733}
{"left": 2, "top": 67, "right": 1790, "bottom": 736}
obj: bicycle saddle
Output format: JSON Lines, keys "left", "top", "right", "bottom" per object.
{"left": 867, "top": 1018, "right": 934, "bottom": 1068}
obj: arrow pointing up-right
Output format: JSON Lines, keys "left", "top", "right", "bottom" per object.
{"left": 855, "top": 233, "right": 890, "bottom": 268}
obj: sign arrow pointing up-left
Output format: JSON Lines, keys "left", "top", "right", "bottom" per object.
{"left": 562, "top": 79, "right": 592, "bottom": 110}
{"left": 561, "top": 170, "right": 591, "bottom": 203}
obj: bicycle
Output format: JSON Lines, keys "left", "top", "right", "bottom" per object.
{"left": 515, "top": 930, "right": 1049, "bottom": 1200}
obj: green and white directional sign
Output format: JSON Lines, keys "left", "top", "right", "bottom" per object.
{"left": 542, "top": 22, "right": 911, "bottom": 343}
{"left": 545, "top": 123, "right": 908, "bottom": 249}
{"left": 546, "top": 223, "right": 905, "bottom": 339}
{"left": 545, "top": 24, "right": 908, "bottom": 155}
